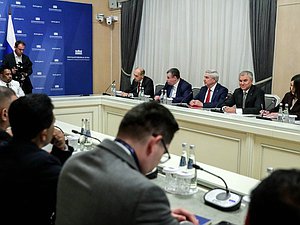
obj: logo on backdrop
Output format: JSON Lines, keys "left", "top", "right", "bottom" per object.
{"left": 31, "top": 17, "right": 45, "bottom": 24}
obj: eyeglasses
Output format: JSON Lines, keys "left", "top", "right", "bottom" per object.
{"left": 152, "top": 133, "right": 171, "bottom": 163}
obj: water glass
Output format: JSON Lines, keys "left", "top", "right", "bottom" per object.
{"left": 163, "top": 166, "right": 179, "bottom": 193}
{"left": 176, "top": 170, "right": 193, "bottom": 195}
{"left": 67, "top": 135, "right": 80, "bottom": 151}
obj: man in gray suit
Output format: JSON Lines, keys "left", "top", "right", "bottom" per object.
{"left": 56, "top": 101, "right": 198, "bottom": 225}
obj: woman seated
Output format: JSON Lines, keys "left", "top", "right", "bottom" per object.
{"left": 263, "top": 74, "right": 300, "bottom": 120}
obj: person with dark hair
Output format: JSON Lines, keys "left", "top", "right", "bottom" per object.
{"left": 245, "top": 169, "right": 300, "bottom": 225}
{"left": 0, "top": 94, "right": 73, "bottom": 225}
{"left": 123, "top": 67, "right": 155, "bottom": 98}
{"left": 190, "top": 69, "right": 228, "bottom": 108}
{"left": 221, "top": 71, "right": 265, "bottom": 114}
{"left": 56, "top": 101, "right": 198, "bottom": 225}
{"left": 0, "top": 86, "right": 17, "bottom": 142}
{"left": 0, "top": 66, "right": 25, "bottom": 97}
{"left": 1, "top": 40, "right": 33, "bottom": 94}
{"left": 263, "top": 74, "right": 300, "bottom": 119}
{"left": 154, "top": 68, "right": 193, "bottom": 103}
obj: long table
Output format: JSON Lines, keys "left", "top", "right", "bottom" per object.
{"left": 56, "top": 120, "right": 259, "bottom": 225}
{"left": 52, "top": 95, "right": 300, "bottom": 180}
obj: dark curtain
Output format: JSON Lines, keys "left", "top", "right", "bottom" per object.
{"left": 249, "top": 0, "right": 277, "bottom": 94}
{"left": 120, "top": 0, "right": 144, "bottom": 91}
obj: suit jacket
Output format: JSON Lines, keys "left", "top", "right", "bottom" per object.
{"left": 0, "top": 140, "right": 72, "bottom": 225}
{"left": 271, "top": 92, "right": 300, "bottom": 120}
{"left": 156, "top": 79, "right": 192, "bottom": 103}
{"left": 194, "top": 83, "right": 228, "bottom": 108}
{"left": 1, "top": 52, "right": 33, "bottom": 94}
{"left": 56, "top": 139, "right": 179, "bottom": 225}
{"left": 222, "top": 85, "right": 265, "bottom": 114}
{"left": 125, "top": 76, "right": 154, "bottom": 98}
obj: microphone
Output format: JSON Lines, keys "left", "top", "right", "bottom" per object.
{"left": 72, "top": 130, "right": 102, "bottom": 143}
{"left": 192, "top": 164, "right": 242, "bottom": 211}
{"left": 102, "top": 80, "right": 115, "bottom": 96}
{"left": 256, "top": 100, "right": 274, "bottom": 121}
{"left": 172, "top": 91, "right": 193, "bottom": 108}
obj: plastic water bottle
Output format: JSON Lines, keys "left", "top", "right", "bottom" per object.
{"left": 139, "top": 86, "right": 145, "bottom": 101}
{"left": 160, "top": 89, "right": 165, "bottom": 103}
{"left": 79, "top": 118, "right": 87, "bottom": 150}
{"left": 277, "top": 103, "right": 283, "bottom": 122}
{"left": 282, "top": 103, "right": 289, "bottom": 122}
{"left": 84, "top": 118, "right": 93, "bottom": 150}
{"left": 179, "top": 143, "right": 188, "bottom": 170}
{"left": 187, "top": 144, "right": 197, "bottom": 190}
{"left": 111, "top": 83, "right": 116, "bottom": 96}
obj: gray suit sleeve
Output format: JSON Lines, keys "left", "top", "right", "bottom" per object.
{"left": 134, "top": 185, "right": 179, "bottom": 225}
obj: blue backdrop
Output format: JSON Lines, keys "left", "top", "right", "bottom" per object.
{"left": 0, "top": 0, "right": 93, "bottom": 95}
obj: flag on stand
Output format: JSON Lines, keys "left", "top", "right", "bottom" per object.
{"left": 4, "top": 6, "right": 16, "bottom": 55}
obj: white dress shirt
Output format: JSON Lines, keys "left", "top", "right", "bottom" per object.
{"left": 0, "top": 80, "right": 25, "bottom": 97}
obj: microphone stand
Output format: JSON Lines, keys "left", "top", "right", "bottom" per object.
{"left": 192, "top": 164, "right": 242, "bottom": 211}
{"left": 102, "top": 80, "right": 115, "bottom": 96}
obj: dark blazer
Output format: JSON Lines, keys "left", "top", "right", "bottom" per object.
{"left": 156, "top": 79, "right": 192, "bottom": 103}
{"left": 194, "top": 83, "right": 228, "bottom": 108}
{"left": 0, "top": 140, "right": 72, "bottom": 225}
{"left": 222, "top": 85, "right": 265, "bottom": 114}
{"left": 56, "top": 139, "right": 178, "bottom": 225}
{"left": 1, "top": 52, "right": 33, "bottom": 94}
{"left": 271, "top": 92, "right": 300, "bottom": 120}
{"left": 125, "top": 76, "right": 154, "bottom": 98}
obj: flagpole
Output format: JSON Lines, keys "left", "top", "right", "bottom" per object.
{"left": 4, "top": 5, "right": 16, "bottom": 55}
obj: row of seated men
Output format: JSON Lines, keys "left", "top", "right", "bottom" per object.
{"left": 0, "top": 88, "right": 299, "bottom": 225}
{"left": 122, "top": 67, "right": 300, "bottom": 119}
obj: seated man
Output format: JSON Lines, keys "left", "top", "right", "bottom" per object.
{"left": 154, "top": 68, "right": 192, "bottom": 103}
{"left": 56, "top": 101, "right": 198, "bottom": 225}
{"left": 221, "top": 71, "right": 265, "bottom": 114}
{"left": 123, "top": 67, "right": 154, "bottom": 98}
{"left": 0, "top": 94, "right": 73, "bottom": 225}
{"left": 0, "top": 67, "right": 25, "bottom": 97}
{"left": 245, "top": 169, "right": 300, "bottom": 225}
{"left": 190, "top": 69, "right": 228, "bottom": 108}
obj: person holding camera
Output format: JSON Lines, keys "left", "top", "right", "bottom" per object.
{"left": 1, "top": 40, "right": 33, "bottom": 94}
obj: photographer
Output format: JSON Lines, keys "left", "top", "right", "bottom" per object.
{"left": 1, "top": 40, "right": 33, "bottom": 94}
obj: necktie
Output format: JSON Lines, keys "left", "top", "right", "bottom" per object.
{"left": 205, "top": 89, "right": 211, "bottom": 103}
{"left": 6, "top": 83, "right": 9, "bottom": 88}
{"left": 242, "top": 91, "right": 247, "bottom": 108}
{"left": 137, "top": 81, "right": 141, "bottom": 94}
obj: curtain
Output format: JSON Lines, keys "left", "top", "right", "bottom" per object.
{"left": 134, "top": 0, "right": 253, "bottom": 92}
{"left": 249, "top": 0, "right": 277, "bottom": 94}
{"left": 120, "top": 0, "right": 144, "bottom": 91}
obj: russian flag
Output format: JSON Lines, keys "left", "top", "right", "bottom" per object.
{"left": 4, "top": 7, "right": 16, "bottom": 55}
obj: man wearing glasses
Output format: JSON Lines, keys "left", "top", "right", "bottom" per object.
{"left": 56, "top": 101, "right": 198, "bottom": 225}
{"left": 1, "top": 40, "right": 33, "bottom": 94}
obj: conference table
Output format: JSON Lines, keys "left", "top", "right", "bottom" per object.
{"left": 52, "top": 95, "right": 300, "bottom": 180}
{"left": 56, "top": 120, "right": 259, "bottom": 225}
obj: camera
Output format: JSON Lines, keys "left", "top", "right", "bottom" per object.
{"left": 96, "top": 13, "right": 104, "bottom": 23}
{"left": 106, "top": 16, "right": 113, "bottom": 25}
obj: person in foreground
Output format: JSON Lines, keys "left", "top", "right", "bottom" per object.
{"left": 245, "top": 169, "right": 300, "bottom": 225}
{"left": 190, "top": 69, "right": 228, "bottom": 108}
{"left": 221, "top": 71, "right": 265, "bottom": 114}
{"left": 56, "top": 101, "right": 198, "bottom": 225}
{"left": 154, "top": 68, "right": 193, "bottom": 103}
{"left": 122, "top": 67, "right": 155, "bottom": 98}
{"left": 0, "top": 94, "right": 73, "bottom": 225}
{"left": 262, "top": 74, "right": 300, "bottom": 119}
{"left": 0, "top": 86, "right": 17, "bottom": 141}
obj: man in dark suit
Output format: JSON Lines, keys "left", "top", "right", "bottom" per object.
{"left": 1, "top": 40, "right": 33, "bottom": 94}
{"left": 154, "top": 68, "right": 192, "bottom": 103}
{"left": 190, "top": 69, "right": 228, "bottom": 108}
{"left": 221, "top": 71, "right": 265, "bottom": 114}
{"left": 0, "top": 94, "right": 73, "bottom": 225}
{"left": 56, "top": 101, "right": 198, "bottom": 225}
{"left": 123, "top": 67, "right": 154, "bottom": 98}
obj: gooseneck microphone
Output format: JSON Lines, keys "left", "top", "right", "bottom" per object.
{"left": 102, "top": 80, "right": 115, "bottom": 96}
{"left": 72, "top": 130, "right": 102, "bottom": 143}
{"left": 192, "top": 164, "right": 242, "bottom": 211}
{"left": 172, "top": 91, "right": 193, "bottom": 108}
